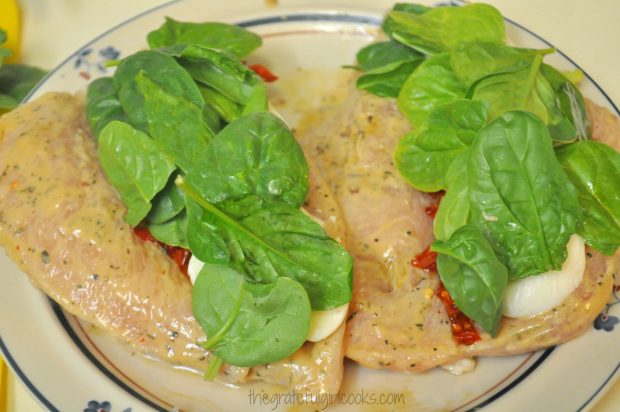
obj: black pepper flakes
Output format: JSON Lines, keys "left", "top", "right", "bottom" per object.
{"left": 41, "top": 250, "right": 50, "bottom": 264}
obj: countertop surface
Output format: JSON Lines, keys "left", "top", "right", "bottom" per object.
{"left": 3, "top": 0, "right": 620, "bottom": 410}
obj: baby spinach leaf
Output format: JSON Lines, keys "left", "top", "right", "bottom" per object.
{"left": 540, "top": 63, "right": 590, "bottom": 141}
{"left": 451, "top": 42, "right": 553, "bottom": 88}
{"left": 387, "top": 3, "right": 505, "bottom": 54}
{"left": 86, "top": 77, "right": 128, "bottom": 138}
{"left": 432, "top": 224, "right": 508, "bottom": 335}
{"left": 114, "top": 50, "right": 204, "bottom": 132}
{"left": 395, "top": 99, "right": 487, "bottom": 192}
{"left": 434, "top": 150, "right": 471, "bottom": 241}
{"left": 147, "top": 172, "right": 186, "bottom": 224}
{"left": 382, "top": 2, "right": 431, "bottom": 40}
{"left": 192, "top": 264, "right": 311, "bottom": 367}
{"left": 181, "top": 181, "right": 353, "bottom": 311}
{"left": 162, "top": 44, "right": 264, "bottom": 107}
{"left": 471, "top": 55, "right": 561, "bottom": 124}
{"left": 397, "top": 53, "right": 467, "bottom": 125}
{"left": 557, "top": 141, "right": 620, "bottom": 255}
{"left": 468, "top": 111, "right": 580, "bottom": 279}
{"left": 148, "top": 210, "right": 188, "bottom": 248}
{"left": 198, "top": 84, "right": 242, "bottom": 123}
{"left": 135, "top": 72, "right": 212, "bottom": 172}
{"left": 356, "top": 60, "right": 422, "bottom": 98}
{"left": 355, "top": 40, "right": 423, "bottom": 73}
{"left": 186, "top": 111, "right": 308, "bottom": 208}
{"left": 98, "top": 121, "right": 176, "bottom": 226}
{"left": 147, "top": 17, "right": 262, "bottom": 59}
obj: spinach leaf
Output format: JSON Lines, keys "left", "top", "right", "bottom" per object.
{"left": 395, "top": 99, "right": 487, "bottom": 192}
{"left": 161, "top": 44, "right": 265, "bottom": 108}
{"left": 186, "top": 111, "right": 308, "bottom": 208}
{"left": 147, "top": 172, "right": 186, "bottom": 224}
{"left": 468, "top": 111, "right": 580, "bottom": 279}
{"left": 434, "top": 151, "right": 471, "bottom": 241}
{"left": 471, "top": 54, "right": 561, "bottom": 124}
{"left": 148, "top": 210, "right": 188, "bottom": 248}
{"left": 451, "top": 42, "right": 553, "bottom": 88}
{"left": 98, "top": 121, "right": 176, "bottom": 226}
{"left": 387, "top": 3, "right": 505, "bottom": 54}
{"left": 557, "top": 141, "right": 620, "bottom": 255}
{"left": 540, "top": 63, "right": 590, "bottom": 141}
{"left": 356, "top": 60, "right": 422, "bottom": 98}
{"left": 147, "top": 17, "right": 262, "bottom": 59}
{"left": 355, "top": 40, "right": 423, "bottom": 73}
{"left": 397, "top": 53, "right": 467, "bottom": 125}
{"left": 182, "top": 182, "right": 353, "bottom": 311}
{"left": 192, "top": 264, "right": 311, "bottom": 367}
{"left": 198, "top": 84, "right": 242, "bottom": 123}
{"left": 136, "top": 72, "right": 212, "bottom": 172}
{"left": 382, "top": 2, "right": 431, "bottom": 40}
{"left": 431, "top": 224, "right": 508, "bottom": 334}
{"left": 86, "top": 77, "right": 128, "bottom": 138}
{"left": 0, "top": 30, "right": 11, "bottom": 65}
{"left": 114, "top": 50, "right": 205, "bottom": 132}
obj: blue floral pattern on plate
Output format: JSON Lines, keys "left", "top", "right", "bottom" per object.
{"left": 74, "top": 46, "right": 121, "bottom": 79}
{"left": 594, "top": 285, "right": 620, "bottom": 332}
{"left": 84, "top": 400, "right": 132, "bottom": 412}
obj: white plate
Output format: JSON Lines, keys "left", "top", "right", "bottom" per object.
{"left": 1, "top": 0, "right": 619, "bottom": 411}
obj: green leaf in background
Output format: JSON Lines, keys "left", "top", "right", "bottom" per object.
{"left": 114, "top": 50, "right": 205, "bottom": 133}
{"left": 387, "top": 3, "right": 505, "bottom": 54}
{"left": 86, "top": 77, "right": 128, "bottom": 138}
{"left": 147, "top": 17, "right": 262, "bottom": 59}
{"left": 185, "top": 111, "right": 308, "bottom": 209}
{"left": 395, "top": 99, "right": 487, "bottom": 192}
{"left": 397, "top": 53, "right": 467, "bottom": 125}
{"left": 356, "top": 60, "right": 422, "bottom": 98}
{"left": 468, "top": 111, "right": 580, "bottom": 279}
{"left": 182, "top": 181, "right": 353, "bottom": 311}
{"left": 97, "top": 121, "right": 176, "bottom": 226}
{"left": 557, "top": 141, "right": 620, "bottom": 255}
{"left": 382, "top": 3, "right": 432, "bottom": 41}
{"left": 192, "top": 264, "right": 311, "bottom": 367}
{"left": 432, "top": 224, "right": 508, "bottom": 334}
{"left": 434, "top": 151, "right": 471, "bottom": 242}
{"left": 355, "top": 40, "right": 423, "bottom": 73}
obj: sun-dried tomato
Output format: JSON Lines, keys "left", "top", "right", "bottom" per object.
{"left": 133, "top": 226, "right": 191, "bottom": 276}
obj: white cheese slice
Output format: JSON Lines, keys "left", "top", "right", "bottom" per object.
{"left": 503, "top": 234, "right": 586, "bottom": 318}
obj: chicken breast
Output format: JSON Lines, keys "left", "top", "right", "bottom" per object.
{"left": 292, "top": 74, "right": 619, "bottom": 372}
{"left": 0, "top": 92, "right": 347, "bottom": 393}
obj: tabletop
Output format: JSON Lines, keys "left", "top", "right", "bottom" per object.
{"left": 2, "top": 0, "right": 620, "bottom": 410}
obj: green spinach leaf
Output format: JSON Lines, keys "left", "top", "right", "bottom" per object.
{"left": 148, "top": 210, "right": 189, "bottom": 248}
{"left": 387, "top": 3, "right": 505, "bottom": 54}
{"left": 192, "top": 264, "right": 311, "bottom": 367}
{"left": 147, "top": 172, "right": 186, "bottom": 224}
{"left": 182, "top": 181, "right": 353, "bottom": 311}
{"left": 397, "top": 53, "right": 467, "bottom": 125}
{"left": 147, "top": 17, "right": 262, "bottom": 59}
{"left": 136, "top": 72, "right": 212, "bottom": 172}
{"left": 355, "top": 40, "right": 423, "bottom": 73}
{"left": 186, "top": 111, "right": 308, "bottom": 208}
{"left": 356, "top": 60, "right": 422, "bottom": 98}
{"left": 98, "top": 121, "right": 176, "bottom": 226}
{"left": 468, "top": 111, "right": 580, "bottom": 279}
{"left": 432, "top": 224, "right": 508, "bottom": 334}
{"left": 557, "top": 141, "right": 620, "bottom": 255}
{"left": 114, "top": 50, "right": 204, "bottom": 133}
{"left": 86, "top": 77, "right": 128, "bottom": 138}
{"left": 395, "top": 99, "right": 487, "bottom": 192}
{"left": 434, "top": 150, "right": 471, "bottom": 241}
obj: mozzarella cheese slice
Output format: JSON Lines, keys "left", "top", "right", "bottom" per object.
{"left": 503, "top": 234, "right": 586, "bottom": 318}
{"left": 187, "top": 255, "right": 348, "bottom": 341}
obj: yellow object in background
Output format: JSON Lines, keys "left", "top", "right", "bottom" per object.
{"left": 0, "top": 354, "right": 7, "bottom": 412}
{"left": 0, "top": 0, "right": 21, "bottom": 63}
